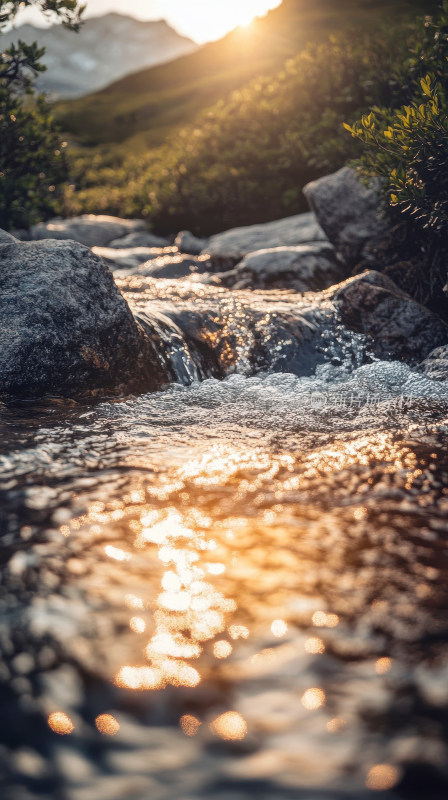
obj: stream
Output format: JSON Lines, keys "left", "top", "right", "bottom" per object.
{"left": 1, "top": 274, "right": 448, "bottom": 800}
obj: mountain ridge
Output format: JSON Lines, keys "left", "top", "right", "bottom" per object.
{"left": 0, "top": 13, "right": 198, "bottom": 99}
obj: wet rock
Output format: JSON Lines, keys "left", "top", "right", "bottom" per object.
{"left": 139, "top": 253, "right": 212, "bottom": 279}
{"left": 420, "top": 345, "right": 448, "bottom": 382}
{"left": 332, "top": 271, "right": 448, "bottom": 364}
{"left": 175, "top": 230, "right": 209, "bottom": 255}
{"left": 203, "top": 212, "right": 327, "bottom": 269}
{"left": 108, "top": 231, "right": 170, "bottom": 249}
{"left": 92, "top": 245, "right": 177, "bottom": 271}
{"left": 0, "top": 237, "right": 165, "bottom": 399}
{"left": 29, "top": 215, "right": 146, "bottom": 248}
{"left": 303, "top": 166, "right": 386, "bottom": 266}
{"left": 221, "top": 243, "right": 342, "bottom": 291}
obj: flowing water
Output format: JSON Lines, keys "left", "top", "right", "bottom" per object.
{"left": 1, "top": 275, "right": 448, "bottom": 800}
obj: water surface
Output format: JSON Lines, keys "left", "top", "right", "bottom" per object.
{"left": 1, "top": 278, "right": 448, "bottom": 800}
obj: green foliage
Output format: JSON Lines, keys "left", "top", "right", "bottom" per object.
{"left": 345, "top": 2, "right": 448, "bottom": 312}
{"left": 64, "top": 25, "right": 413, "bottom": 235}
{"left": 0, "top": 0, "right": 83, "bottom": 228}
{"left": 0, "top": 1, "right": 84, "bottom": 30}
{"left": 345, "top": 81, "right": 448, "bottom": 232}
{"left": 0, "top": 90, "right": 70, "bottom": 228}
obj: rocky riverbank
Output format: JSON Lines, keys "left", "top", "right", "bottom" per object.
{"left": 1, "top": 168, "right": 447, "bottom": 400}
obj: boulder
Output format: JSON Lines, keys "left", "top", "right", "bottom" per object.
{"left": 175, "top": 230, "right": 208, "bottom": 255}
{"left": 203, "top": 212, "right": 327, "bottom": 269}
{"left": 92, "top": 246, "right": 177, "bottom": 271}
{"left": 420, "top": 345, "right": 448, "bottom": 382}
{"left": 303, "top": 167, "right": 386, "bottom": 266}
{"left": 108, "top": 231, "right": 170, "bottom": 249}
{"left": 29, "top": 215, "right": 147, "bottom": 248}
{"left": 0, "top": 235, "right": 166, "bottom": 399}
{"left": 220, "top": 242, "right": 342, "bottom": 291}
{"left": 332, "top": 271, "right": 448, "bottom": 364}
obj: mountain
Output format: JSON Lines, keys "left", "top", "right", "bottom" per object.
{"left": 56, "top": 0, "right": 438, "bottom": 147}
{"left": 0, "top": 13, "right": 197, "bottom": 99}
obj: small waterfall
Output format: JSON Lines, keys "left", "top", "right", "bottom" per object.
{"left": 131, "top": 279, "right": 373, "bottom": 387}
{"left": 136, "top": 310, "right": 205, "bottom": 385}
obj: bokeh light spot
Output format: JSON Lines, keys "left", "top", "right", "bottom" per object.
{"left": 129, "top": 616, "right": 146, "bottom": 634}
{"left": 305, "top": 636, "right": 325, "bottom": 654}
{"left": 95, "top": 714, "right": 120, "bottom": 736}
{"left": 271, "top": 619, "right": 288, "bottom": 638}
{"left": 229, "top": 624, "right": 249, "bottom": 640}
{"left": 326, "top": 717, "right": 347, "bottom": 733}
{"left": 301, "top": 688, "right": 325, "bottom": 710}
{"left": 180, "top": 714, "right": 202, "bottom": 736}
{"left": 210, "top": 711, "right": 248, "bottom": 740}
{"left": 375, "top": 657, "right": 392, "bottom": 675}
{"left": 213, "top": 640, "right": 233, "bottom": 659}
{"left": 366, "top": 764, "right": 401, "bottom": 791}
{"left": 48, "top": 712, "right": 74, "bottom": 735}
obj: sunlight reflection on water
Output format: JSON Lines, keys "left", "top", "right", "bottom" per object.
{"left": 1, "top": 364, "right": 448, "bottom": 798}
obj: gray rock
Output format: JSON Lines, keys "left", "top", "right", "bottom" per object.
{"left": 92, "top": 246, "right": 176, "bottom": 271}
{"left": 224, "top": 242, "right": 342, "bottom": 290}
{"left": 0, "top": 237, "right": 165, "bottom": 398}
{"left": 303, "top": 166, "right": 386, "bottom": 266}
{"left": 110, "top": 253, "right": 212, "bottom": 279}
{"left": 30, "top": 215, "right": 147, "bottom": 248}
{"left": 108, "top": 231, "right": 170, "bottom": 249}
{"left": 333, "top": 271, "right": 448, "bottom": 364}
{"left": 0, "top": 229, "right": 16, "bottom": 245}
{"left": 175, "top": 230, "right": 209, "bottom": 255}
{"left": 203, "top": 212, "right": 327, "bottom": 268}
{"left": 139, "top": 253, "right": 212, "bottom": 279}
{"left": 420, "top": 345, "right": 448, "bottom": 381}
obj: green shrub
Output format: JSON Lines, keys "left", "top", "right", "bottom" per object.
{"left": 0, "top": 87, "right": 71, "bottom": 229}
{"left": 345, "top": 2, "right": 448, "bottom": 314}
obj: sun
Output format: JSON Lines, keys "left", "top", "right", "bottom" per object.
{"left": 162, "top": 0, "right": 283, "bottom": 44}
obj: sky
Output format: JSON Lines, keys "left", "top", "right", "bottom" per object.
{"left": 16, "top": 0, "right": 283, "bottom": 44}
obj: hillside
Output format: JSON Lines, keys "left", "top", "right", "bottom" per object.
{"left": 0, "top": 13, "right": 197, "bottom": 99}
{"left": 56, "top": 0, "right": 438, "bottom": 147}
{"left": 62, "top": 0, "right": 440, "bottom": 237}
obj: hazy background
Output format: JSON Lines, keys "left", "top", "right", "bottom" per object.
{"left": 14, "top": 0, "right": 283, "bottom": 43}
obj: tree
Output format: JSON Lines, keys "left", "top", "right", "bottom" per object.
{"left": 0, "top": 0, "right": 84, "bottom": 229}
